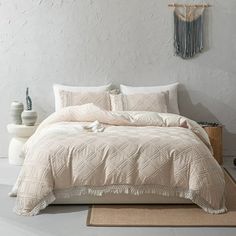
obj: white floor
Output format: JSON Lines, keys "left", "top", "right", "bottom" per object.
{"left": 0, "top": 157, "right": 236, "bottom": 236}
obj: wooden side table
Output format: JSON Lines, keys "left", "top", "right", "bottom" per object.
{"left": 7, "top": 124, "right": 37, "bottom": 165}
{"left": 202, "top": 125, "right": 223, "bottom": 165}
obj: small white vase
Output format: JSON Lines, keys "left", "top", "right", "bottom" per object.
{"left": 21, "top": 110, "right": 37, "bottom": 126}
{"left": 10, "top": 101, "right": 24, "bottom": 124}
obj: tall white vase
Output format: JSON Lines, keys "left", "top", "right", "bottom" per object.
{"left": 10, "top": 101, "right": 24, "bottom": 124}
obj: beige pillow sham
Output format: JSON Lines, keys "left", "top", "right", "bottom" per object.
{"left": 120, "top": 83, "right": 179, "bottom": 114}
{"left": 59, "top": 90, "right": 111, "bottom": 110}
{"left": 54, "top": 84, "right": 111, "bottom": 111}
{"left": 110, "top": 92, "right": 168, "bottom": 112}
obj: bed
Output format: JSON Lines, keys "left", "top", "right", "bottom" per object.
{"left": 10, "top": 84, "right": 226, "bottom": 216}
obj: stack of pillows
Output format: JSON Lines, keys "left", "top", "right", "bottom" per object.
{"left": 53, "top": 83, "right": 180, "bottom": 114}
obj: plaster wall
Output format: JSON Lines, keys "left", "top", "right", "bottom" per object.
{"left": 0, "top": 0, "right": 235, "bottom": 157}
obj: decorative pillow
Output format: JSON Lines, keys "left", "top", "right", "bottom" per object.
{"left": 59, "top": 91, "right": 111, "bottom": 110}
{"left": 53, "top": 84, "right": 111, "bottom": 111}
{"left": 110, "top": 92, "right": 168, "bottom": 113}
{"left": 120, "top": 83, "right": 179, "bottom": 114}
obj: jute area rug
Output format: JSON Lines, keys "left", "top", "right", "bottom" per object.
{"left": 87, "top": 170, "right": 236, "bottom": 227}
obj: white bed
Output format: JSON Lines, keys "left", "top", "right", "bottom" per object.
{"left": 10, "top": 84, "right": 226, "bottom": 216}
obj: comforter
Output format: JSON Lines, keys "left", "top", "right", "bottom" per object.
{"left": 11, "top": 104, "right": 226, "bottom": 216}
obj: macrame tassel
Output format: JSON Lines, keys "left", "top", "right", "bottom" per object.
{"left": 174, "top": 7, "right": 205, "bottom": 59}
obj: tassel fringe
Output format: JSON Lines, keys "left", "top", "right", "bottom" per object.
{"left": 14, "top": 184, "right": 227, "bottom": 216}
{"left": 174, "top": 8, "right": 204, "bottom": 59}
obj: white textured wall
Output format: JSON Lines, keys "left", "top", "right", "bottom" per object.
{"left": 0, "top": 0, "right": 236, "bottom": 157}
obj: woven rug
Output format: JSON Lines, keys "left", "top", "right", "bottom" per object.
{"left": 87, "top": 170, "right": 236, "bottom": 227}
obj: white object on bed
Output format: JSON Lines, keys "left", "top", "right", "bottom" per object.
{"left": 53, "top": 83, "right": 111, "bottom": 111}
{"left": 110, "top": 92, "right": 168, "bottom": 112}
{"left": 120, "top": 83, "right": 179, "bottom": 114}
{"left": 46, "top": 121, "right": 105, "bottom": 135}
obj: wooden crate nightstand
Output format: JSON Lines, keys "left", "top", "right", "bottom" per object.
{"left": 199, "top": 123, "right": 223, "bottom": 165}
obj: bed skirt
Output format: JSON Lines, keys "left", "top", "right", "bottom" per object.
{"left": 52, "top": 193, "right": 192, "bottom": 204}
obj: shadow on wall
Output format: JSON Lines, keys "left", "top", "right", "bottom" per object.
{"left": 178, "top": 84, "right": 236, "bottom": 157}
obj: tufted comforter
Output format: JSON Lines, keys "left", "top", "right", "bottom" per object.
{"left": 11, "top": 104, "right": 226, "bottom": 216}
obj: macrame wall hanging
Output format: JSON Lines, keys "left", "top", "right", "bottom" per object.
{"left": 169, "top": 3, "right": 210, "bottom": 59}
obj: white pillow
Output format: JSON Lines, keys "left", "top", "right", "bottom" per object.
{"left": 53, "top": 84, "right": 111, "bottom": 111}
{"left": 120, "top": 83, "right": 179, "bottom": 114}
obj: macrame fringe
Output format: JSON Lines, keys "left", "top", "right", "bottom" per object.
{"left": 174, "top": 7, "right": 205, "bottom": 59}
{"left": 13, "top": 184, "right": 227, "bottom": 216}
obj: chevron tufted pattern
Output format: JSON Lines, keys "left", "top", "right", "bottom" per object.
{"left": 59, "top": 90, "right": 111, "bottom": 110}
{"left": 110, "top": 92, "right": 168, "bottom": 112}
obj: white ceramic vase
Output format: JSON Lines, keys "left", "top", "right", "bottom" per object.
{"left": 10, "top": 101, "right": 24, "bottom": 124}
{"left": 21, "top": 110, "right": 38, "bottom": 126}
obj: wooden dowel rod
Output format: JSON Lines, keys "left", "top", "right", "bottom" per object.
{"left": 168, "top": 3, "right": 211, "bottom": 8}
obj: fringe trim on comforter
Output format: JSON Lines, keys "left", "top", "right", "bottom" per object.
{"left": 14, "top": 193, "right": 56, "bottom": 217}
{"left": 13, "top": 184, "right": 227, "bottom": 216}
